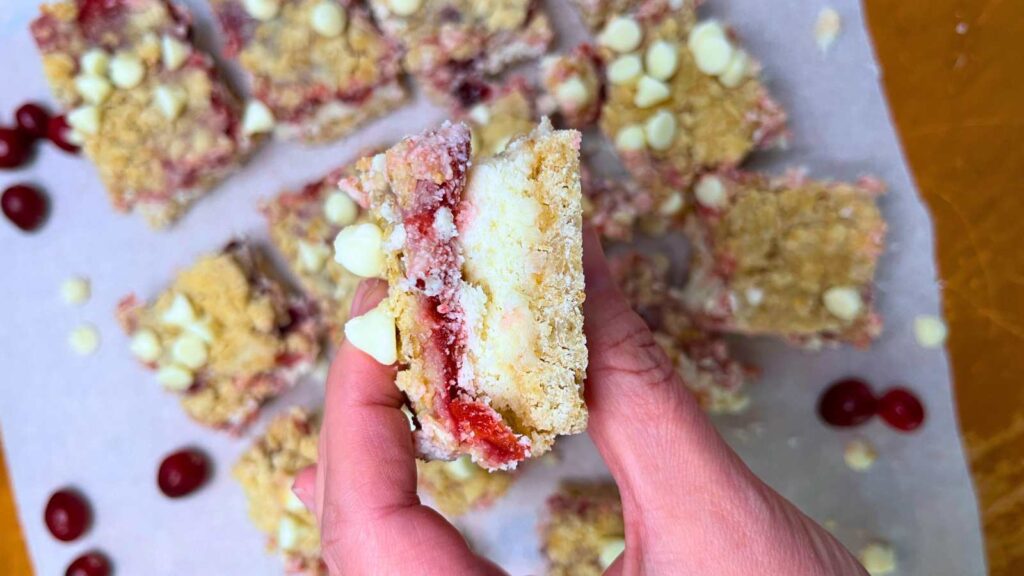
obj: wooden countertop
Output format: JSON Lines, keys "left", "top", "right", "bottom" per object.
{"left": 3, "top": 2, "right": 1023, "bottom": 574}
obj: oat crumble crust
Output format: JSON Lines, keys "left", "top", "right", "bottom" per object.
{"left": 457, "top": 78, "right": 537, "bottom": 158}
{"left": 416, "top": 459, "right": 515, "bottom": 516}
{"left": 212, "top": 0, "right": 407, "bottom": 143}
{"left": 117, "top": 243, "right": 321, "bottom": 431}
{"left": 31, "top": 0, "right": 254, "bottom": 228}
{"left": 234, "top": 408, "right": 324, "bottom": 575}
{"left": 684, "top": 171, "right": 887, "bottom": 347}
{"left": 542, "top": 482, "right": 624, "bottom": 576}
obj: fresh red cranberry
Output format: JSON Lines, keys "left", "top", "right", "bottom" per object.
{"left": 66, "top": 551, "right": 111, "bottom": 576}
{"left": 2, "top": 184, "right": 49, "bottom": 232}
{"left": 818, "top": 378, "right": 877, "bottom": 427}
{"left": 0, "top": 127, "right": 31, "bottom": 169}
{"left": 158, "top": 448, "right": 209, "bottom": 498}
{"left": 44, "top": 489, "right": 91, "bottom": 542}
{"left": 879, "top": 387, "right": 926, "bottom": 432}
{"left": 47, "top": 114, "right": 81, "bottom": 153}
{"left": 16, "top": 103, "right": 51, "bottom": 140}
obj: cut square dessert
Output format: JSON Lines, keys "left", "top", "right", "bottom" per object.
{"left": 235, "top": 408, "right": 324, "bottom": 575}
{"left": 337, "top": 120, "right": 588, "bottom": 470}
{"left": 210, "top": 0, "right": 406, "bottom": 143}
{"left": 263, "top": 163, "right": 370, "bottom": 344}
{"left": 417, "top": 457, "right": 515, "bottom": 516}
{"left": 366, "top": 0, "right": 553, "bottom": 105}
{"left": 683, "top": 171, "right": 886, "bottom": 348}
{"left": 541, "top": 482, "right": 625, "bottom": 576}
{"left": 456, "top": 77, "right": 536, "bottom": 159}
{"left": 117, "top": 241, "right": 321, "bottom": 432}
{"left": 608, "top": 250, "right": 751, "bottom": 413}
{"left": 569, "top": 0, "right": 698, "bottom": 33}
{"left": 596, "top": 8, "right": 787, "bottom": 213}
{"left": 540, "top": 44, "right": 605, "bottom": 129}
{"left": 31, "top": 0, "right": 256, "bottom": 228}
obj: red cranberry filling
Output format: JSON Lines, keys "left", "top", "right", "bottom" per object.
{"left": 157, "top": 448, "right": 209, "bottom": 498}
{"left": 817, "top": 378, "right": 877, "bottom": 427}
{"left": 44, "top": 489, "right": 91, "bottom": 542}
{"left": 0, "top": 127, "right": 31, "bottom": 170}
{"left": 879, "top": 387, "right": 926, "bottom": 432}
{"left": 2, "top": 184, "right": 49, "bottom": 232}
{"left": 66, "top": 551, "right": 111, "bottom": 576}
{"left": 16, "top": 103, "right": 51, "bottom": 141}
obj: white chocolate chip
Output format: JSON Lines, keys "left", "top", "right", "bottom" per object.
{"left": 633, "top": 75, "right": 671, "bottom": 108}
{"left": 283, "top": 487, "right": 307, "bottom": 512}
{"left": 153, "top": 85, "right": 187, "bottom": 120}
{"left": 691, "top": 33, "right": 734, "bottom": 76}
{"left": 815, "top": 8, "right": 842, "bottom": 53}
{"left": 61, "top": 277, "right": 91, "bottom": 305}
{"left": 297, "top": 240, "right": 331, "bottom": 273}
{"left": 67, "top": 106, "right": 101, "bottom": 135}
{"left": 343, "top": 301, "right": 397, "bottom": 365}
{"left": 658, "top": 191, "right": 684, "bottom": 216}
{"left": 75, "top": 75, "right": 113, "bottom": 105}
{"left": 161, "top": 35, "right": 190, "bottom": 71}
{"left": 446, "top": 456, "right": 476, "bottom": 480}
{"left": 277, "top": 516, "right": 300, "bottom": 551}
{"left": 467, "top": 104, "right": 491, "bottom": 125}
{"left": 310, "top": 1, "right": 346, "bottom": 37}
{"left": 161, "top": 293, "right": 197, "bottom": 327}
{"left": 109, "top": 53, "right": 146, "bottom": 89}
{"left": 79, "top": 49, "right": 109, "bottom": 76}
{"left": 643, "top": 109, "right": 676, "bottom": 151}
{"left": 370, "top": 153, "right": 387, "bottom": 173}
{"left": 599, "top": 16, "right": 643, "bottom": 53}
{"left": 243, "top": 0, "right": 280, "bottom": 21}
{"left": 844, "top": 439, "right": 877, "bottom": 471}
{"left": 184, "top": 317, "right": 216, "bottom": 343}
{"left": 607, "top": 54, "right": 643, "bottom": 85}
{"left": 130, "top": 329, "right": 162, "bottom": 363}
{"left": 859, "top": 542, "right": 896, "bottom": 575}
{"left": 687, "top": 20, "right": 727, "bottom": 53}
{"left": 694, "top": 175, "right": 728, "bottom": 209}
{"left": 387, "top": 0, "right": 422, "bottom": 17}
{"left": 554, "top": 75, "right": 591, "bottom": 108}
{"left": 719, "top": 50, "right": 751, "bottom": 88}
{"left": 333, "top": 222, "right": 385, "bottom": 277}
{"left": 913, "top": 315, "right": 947, "bottom": 348}
{"left": 242, "top": 100, "right": 275, "bottom": 136}
{"left": 156, "top": 364, "right": 194, "bottom": 391}
{"left": 645, "top": 40, "right": 679, "bottom": 81}
{"left": 598, "top": 538, "right": 626, "bottom": 569}
{"left": 171, "top": 335, "right": 208, "bottom": 370}
{"left": 324, "top": 192, "right": 358, "bottom": 227}
{"left": 823, "top": 286, "right": 864, "bottom": 321}
{"left": 615, "top": 124, "right": 647, "bottom": 151}
{"left": 745, "top": 287, "right": 764, "bottom": 306}
{"left": 69, "top": 324, "right": 100, "bottom": 356}
{"left": 432, "top": 207, "right": 456, "bottom": 240}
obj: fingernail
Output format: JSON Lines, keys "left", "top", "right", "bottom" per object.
{"left": 291, "top": 465, "right": 318, "bottom": 512}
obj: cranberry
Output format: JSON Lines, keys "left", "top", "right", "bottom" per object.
{"left": 879, "top": 387, "right": 926, "bottom": 432}
{"left": 817, "top": 378, "right": 877, "bottom": 427}
{"left": 44, "top": 489, "right": 91, "bottom": 542}
{"left": 0, "top": 127, "right": 31, "bottom": 169}
{"left": 453, "top": 78, "right": 491, "bottom": 108}
{"left": 48, "top": 114, "right": 81, "bottom": 153}
{"left": 158, "top": 448, "right": 209, "bottom": 498}
{"left": 2, "top": 184, "right": 49, "bottom": 232}
{"left": 66, "top": 551, "right": 111, "bottom": 576}
{"left": 16, "top": 103, "right": 51, "bottom": 140}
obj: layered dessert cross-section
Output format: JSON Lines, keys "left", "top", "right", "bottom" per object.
{"left": 541, "top": 482, "right": 625, "bottom": 576}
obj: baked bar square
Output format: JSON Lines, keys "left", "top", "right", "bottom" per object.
{"left": 211, "top": 0, "right": 406, "bottom": 143}
{"left": 542, "top": 482, "right": 625, "bottom": 576}
{"left": 456, "top": 77, "right": 537, "bottom": 159}
{"left": 235, "top": 408, "right": 324, "bottom": 575}
{"left": 31, "top": 0, "right": 255, "bottom": 228}
{"left": 417, "top": 457, "right": 515, "bottom": 516}
{"left": 117, "top": 241, "right": 321, "bottom": 432}
{"left": 683, "top": 171, "right": 886, "bottom": 347}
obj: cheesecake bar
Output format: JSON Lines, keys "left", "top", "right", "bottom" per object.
{"left": 337, "top": 120, "right": 588, "bottom": 470}
{"left": 417, "top": 457, "right": 515, "bottom": 516}
{"left": 456, "top": 77, "right": 536, "bottom": 158}
{"left": 211, "top": 0, "right": 406, "bottom": 143}
{"left": 235, "top": 408, "right": 324, "bottom": 575}
{"left": 264, "top": 164, "right": 369, "bottom": 344}
{"left": 366, "top": 0, "right": 553, "bottom": 105}
{"left": 31, "top": 0, "right": 255, "bottom": 228}
{"left": 609, "top": 250, "right": 750, "bottom": 413}
{"left": 542, "top": 482, "right": 625, "bottom": 576}
{"left": 683, "top": 171, "right": 886, "bottom": 348}
{"left": 597, "top": 8, "right": 787, "bottom": 212}
{"left": 117, "top": 242, "right": 321, "bottom": 432}
{"left": 540, "top": 44, "right": 604, "bottom": 129}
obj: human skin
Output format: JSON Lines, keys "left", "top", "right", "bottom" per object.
{"left": 292, "top": 229, "right": 868, "bottom": 576}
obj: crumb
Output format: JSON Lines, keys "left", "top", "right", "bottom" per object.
{"left": 859, "top": 542, "right": 897, "bottom": 575}
{"left": 61, "top": 276, "right": 91, "bottom": 305}
{"left": 844, "top": 439, "right": 877, "bottom": 471}
{"left": 69, "top": 324, "right": 100, "bottom": 355}
{"left": 913, "top": 315, "right": 948, "bottom": 348}
{"left": 815, "top": 8, "right": 842, "bottom": 53}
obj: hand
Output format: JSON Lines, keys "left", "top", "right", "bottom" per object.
{"left": 293, "top": 229, "right": 868, "bottom": 576}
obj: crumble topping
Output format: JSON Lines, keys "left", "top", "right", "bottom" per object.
{"left": 542, "top": 483, "right": 625, "bottom": 576}
{"left": 417, "top": 457, "right": 515, "bottom": 516}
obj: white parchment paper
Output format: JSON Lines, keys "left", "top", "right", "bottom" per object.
{"left": 0, "top": 0, "right": 986, "bottom": 574}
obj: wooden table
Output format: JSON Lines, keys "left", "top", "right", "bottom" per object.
{"left": 4, "top": 2, "right": 1023, "bottom": 573}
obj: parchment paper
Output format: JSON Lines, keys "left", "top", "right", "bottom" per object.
{"left": 0, "top": 0, "right": 986, "bottom": 574}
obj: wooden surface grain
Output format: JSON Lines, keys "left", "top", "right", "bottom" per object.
{"left": 3, "top": 2, "right": 1022, "bottom": 573}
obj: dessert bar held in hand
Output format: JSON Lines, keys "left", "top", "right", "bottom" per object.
{"left": 31, "top": 0, "right": 256, "bottom": 228}
{"left": 211, "top": 0, "right": 406, "bottom": 143}
{"left": 337, "top": 120, "right": 588, "bottom": 470}
{"left": 367, "top": 0, "right": 553, "bottom": 105}
{"left": 417, "top": 457, "right": 515, "bottom": 517}
{"left": 235, "top": 408, "right": 324, "bottom": 575}
{"left": 117, "top": 241, "right": 321, "bottom": 432}
{"left": 684, "top": 170, "right": 886, "bottom": 348}
{"left": 542, "top": 482, "right": 625, "bottom": 576}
